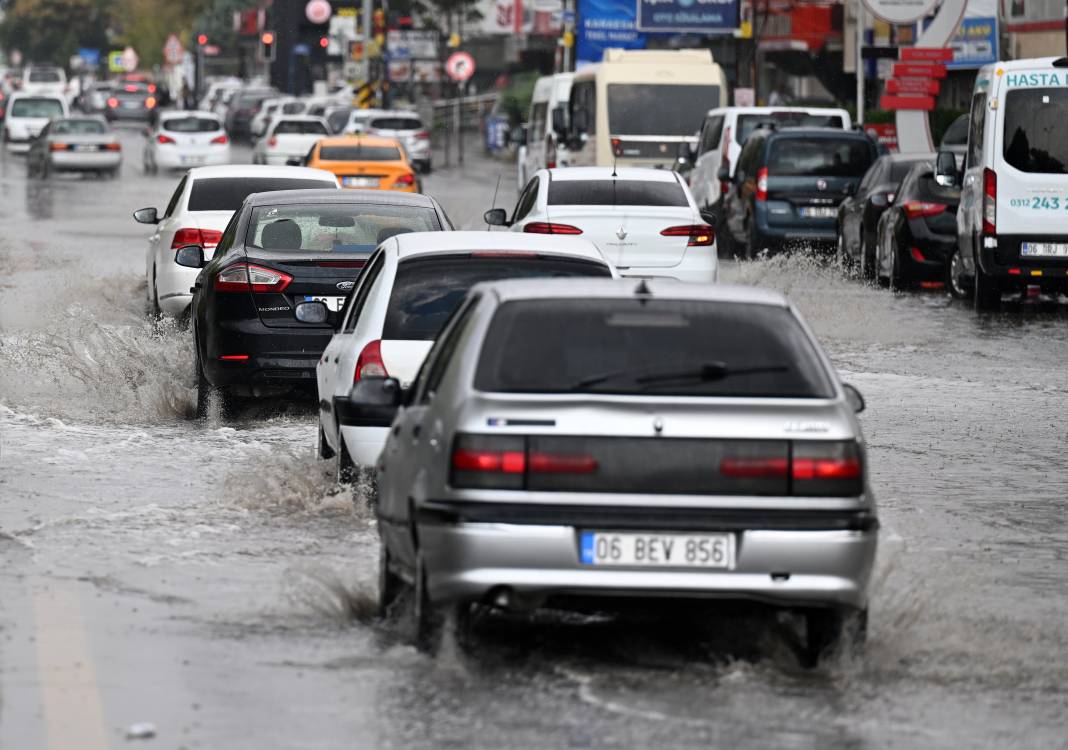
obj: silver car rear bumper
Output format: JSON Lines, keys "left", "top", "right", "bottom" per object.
{"left": 419, "top": 520, "right": 876, "bottom": 610}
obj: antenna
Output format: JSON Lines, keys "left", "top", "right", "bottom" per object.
{"left": 486, "top": 173, "right": 502, "bottom": 229}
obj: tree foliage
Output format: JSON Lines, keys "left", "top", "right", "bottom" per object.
{"left": 0, "top": 0, "right": 110, "bottom": 66}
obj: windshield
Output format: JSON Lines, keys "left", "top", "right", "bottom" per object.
{"left": 10, "top": 98, "right": 64, "bottom": 118}
{"left": 319, "top": 145, "right": 401, "bottom": 161}
{"left": 51, "top": 119, "right": 107, "bottom": 135}
{"left": 548, "top": 180, "right": 688, "bottom": 207}
{"left": 369, "top": 117, "right": 422, "bottom": 131}
{"left": 187, "top": 177, "right": 334, "bottom": 212}
{"left": 274, "top": 120, "right": 329, "bottom": 136}
{"left": 736, "top": 112, "right": 845, "bottom": 144}
{"left": 767, "top": 138, "right": 872, "bottom": 177}
{"left": 28, "top": 69, "right": 62, "bottom": 83}
{"left": 475, "top": 299, "right": 834, "bottom": 397}
{"left": 1003, "top": 88, "right": 1068, "bottom": 174}
{"left": 607, "top": 84, "right": 720, "bottom": 137}
{"left": 384, "top": 256, "right": 612, "bottom": 340}
{"left": 248, "top": 204, "right": 440, "bottom": 253}
{"left": 163, "top": 117, "right": 220, "bottom": 133}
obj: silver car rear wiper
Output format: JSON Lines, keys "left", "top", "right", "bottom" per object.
{"left": 568, "top": 362, "right": 789, "bottom": 391}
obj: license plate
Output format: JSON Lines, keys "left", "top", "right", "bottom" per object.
{"left": 180, "top": 155, "right": 204, "bottom": 165}
{"left": 303, "top": 295, "right": 346, "bottom": 311}
{"left": 73, "top": 144, "right": 97, "bottom": 152}
{"left": 800, "top": 206, "right": 837, "bottom": 219}
{"left": 1020, "top": 241, "right": 1068, "bottom": 258}
{"left": 579, "top": 531, "right": 734, "bottom": 569}
{"left": 343, "top": 176, "right": 379, "bottom": 188}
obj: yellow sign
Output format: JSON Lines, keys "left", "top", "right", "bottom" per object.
{"left": 107, "top": 50, "right": 124, "bottom": 73}
{"left": 561, "top": 31, "right": 574, "bottom": 48}
{"left": 448, "top": 33, "right": 461, "bottom": 49}
{"left": 337, "top": 6, "right": 357, "bottom": 16}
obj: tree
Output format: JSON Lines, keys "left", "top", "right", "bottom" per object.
{"left": 0, "top": 0, "right": 110, "bottom": 66}
{"left": 110, "top": 0, "right": 212, "bottom": 68}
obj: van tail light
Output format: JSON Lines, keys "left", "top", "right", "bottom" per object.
{"left": 213, "top": 263, "right": 292, "bottom": 293}
{"left": 393, "top": 172, "right": 415, "bottom": 187}
{"left": 661, "top": 224, "right": 715, "bottom": 246}
{"left": 756, "top": 167, "right": 769, "bottom": 202}
{"left": 792, "top": 441, "right": 864, "bottom": 497}
{"left": 157, "top": 134, "right": 175, "bottom": 145}
{"left": 354, "top": 339, "right": 388, "bottom": 382}
{"left": 172, "top": 228, "right": 222, "bottom": 250}
{"left": 719, "top": 158, "right": 731, "bottom": 196}
{"left": 268, "top": 136, "right": 277, "bottom": 147}
{"left": 523, "top": 222, "right": 583, "bottom": 235}
{"left": 211, "top": 134, "right": 228, "bottom": 145}
{"left": 982, "top": 168, "right": 996, "bottom": 235}
{"left": 903, "top": 201, "right": 946, "bottom": 219}
{"left": 546, "top": 135, "right": 557, "bottom": 169}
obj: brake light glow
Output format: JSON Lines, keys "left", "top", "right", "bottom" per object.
{"left": 756, "top": 167, "right": 769, "bottom": 201}
{"left": 107, "top": 97, "right": 119, "bottom": 108}
{"left": 49, "top": 143, "right": 67, "bottom": 151}
{"left": 523, "top": 222, "right": 583, "bottom": 235}
{"left": 909, "top": 247, "right": 926, "bottom": 262}
{"left": 354, "top": 339, "right": 387, "bottom": 382}
{"left": 157, "top": 134, "right": 176, "bottom": 145}
{"left": 904, "top": 201, "right": 946, "bottom": 219}
{"left": 104, "top": 143, "right": 121, "bottom": 151}
{"left": 394, "top": 173, "right": 415, "bottom": 187}
{"left": 218, "top": 354, "right": 249, "bottom": 361}
{"left": 145, "top": 97, "right": 157, "bottom": 109}
{"left": 792, "top": 458, "right": 861, "bottom": 481}
{"left": 792, "top": 441, "right": 864, "bottom": 496}
{"left": 661, "top": 224, "right": 715, "bottom": 247}
{"left": 210, "top": 134, "right": 228, "bottom": 145}
{"left": 172, "top": 228, "right": 223, "bottom": 250}
{"left": 982, "top": 168, "right": 996, "bottom": 235}
{"left": 268, "top": 136, "right": 277, "bottom": 147}
{"left": 453, "top": 449, "right": 526, "bottom": 474}
{"left": 213, "top": 263, "right": 292, "bottom": 293}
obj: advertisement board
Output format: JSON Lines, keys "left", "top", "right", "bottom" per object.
{"left": 635, "top": 0, "right": 739, "bottom": 33}
{"left": 947, "top": 15, "right": 997, "bottom": 68}
{"left": 576, "top": 0, "right": 646, "bottom": 66}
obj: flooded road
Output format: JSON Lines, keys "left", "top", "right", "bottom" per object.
{"left": 1, "top": 128, "right": 1066, "bottom": 749}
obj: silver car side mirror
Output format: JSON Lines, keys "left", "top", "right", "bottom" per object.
{"left": 843, "top": 383, "right": 865, "bottom": 413}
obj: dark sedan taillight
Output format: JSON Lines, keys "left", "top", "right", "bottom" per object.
{"left": 213, "top": 263, "right": 292, "bottom": 293}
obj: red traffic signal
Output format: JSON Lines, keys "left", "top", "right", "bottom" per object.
{"left": 319, "top": 36, "right": 329, "bottom": 49}
{"left": 261, "top": 31, "right": 275, "bottom": 45}
{"left": 197, "top": 34, "right": 208, "bottom": 46}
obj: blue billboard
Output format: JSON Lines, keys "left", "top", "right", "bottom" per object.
{"left": 947, "top": 16, "right": 998, "bottom": 69}
{"left": 636, "top": 0, "right": 739, "bottom": 33}
{"left": 577, "top": 0, "right": 647, "bottom": 67}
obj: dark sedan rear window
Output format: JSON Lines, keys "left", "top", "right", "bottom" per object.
{"left": 548, "top": 180, "right": 687, "bottom": 207}
{"left": 768, "top": 138, "right": 872, "bottom": 177}
{"left": 384, "top": 257, "right": 612, "bottom": 340}
{"left": 187, "top": 177, "right": 333, "bottom": 211}
{"left": 475, "top": 299, "right": 834, "bottom": 398}
{"left": 319, "top": 145, "right": 402, "bottom": 161}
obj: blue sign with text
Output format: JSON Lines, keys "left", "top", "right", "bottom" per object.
{"left": 577, "top": 0, "right": 647, "bottom": 66}
{"left": 636, "top": 0, "right": 738, "bottom": 33}
{"left": 947, "top": 16, "right": 998, "bottom": 69}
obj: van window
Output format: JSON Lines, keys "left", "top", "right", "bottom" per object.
{"left": 530, "top": 102, "right": 548, "bottom": 143}
{"left": 967, "top": 91, "right": 986, "bottom": 169}
{"left": 699, "top": 115, "right": 724, "bottom": 155}
{"left": 10, "top": 97, "right": 63, "bottom": 118}
{"left": 1003, "top": 88, "right": 1068, "bottom": 174}
{"left": 607, "top": 84, "right": 720, "bottom": 136}
{"left": 767, "top": 137, "right": 872, "bottom": 177}
{"left": 570, "top": 81, "right": 596, "bottom": 136}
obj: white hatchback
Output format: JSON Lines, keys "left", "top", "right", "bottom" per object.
{"left": 316, "top": 231, "right": 616, "bottom": 478}
{"left": 144, "top": 111, "right": 230, "bottom": 173}
{"left": 136, "top": 165, "right": 340, "bottom": 317}
{"left": 486, "top": 167, "right": 718, "bottom": 283}
{"left": 253, "top": 116, "right": 331, "bottom": 166}
{"left": 4, "top": 93, "right": 68, "bottom": 152}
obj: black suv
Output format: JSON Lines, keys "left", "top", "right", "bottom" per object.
{"left": 720, "top": 127, "right": 877, "bottom": 257}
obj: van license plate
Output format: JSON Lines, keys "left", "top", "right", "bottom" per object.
{"left": 800, "top": 207, "right": 837, "bottom": 219}
{"left": 1020, "top": 242, "right": 1068, "bottom": 258}
{"left": 580, "top": 531, "right": 734, "bottom": 568}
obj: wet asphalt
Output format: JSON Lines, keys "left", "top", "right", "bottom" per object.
{"left": 0, "top": 125, "right": 1066, "bottom": 749}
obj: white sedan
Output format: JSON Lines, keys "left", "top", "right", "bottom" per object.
{"left": 485, "top": 167, "right": 718, "bottom": 283}
{"left": 136, "top": 164, "right": 340, "bottom": 317}
{"left": 143, "top": 111, "right": 230, "bottom": 173}
{"left": 316, "top": 231, "right": 615, "bottom": 480}
{"left": 252, "top": 116, "right": 330, "bottom": 166}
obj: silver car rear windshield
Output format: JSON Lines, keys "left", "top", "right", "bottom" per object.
{"left": 384, "top": 256, "right": 612, "bottom": 340}
{"left": 547, "top": 180, "right": 687, "bottom": 207}
{"left": 475, "top": 299, "right": 835, "bottom": 398}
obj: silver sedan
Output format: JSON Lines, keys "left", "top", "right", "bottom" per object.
{"left": 27, "top": 116, "right": 121, "bottom": 178}
{"left": 345, "top": 278, "right": 878, "bottom": 666}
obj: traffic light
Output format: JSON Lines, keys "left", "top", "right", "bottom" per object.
{"left": 319, "top": 36, "right": 329, "bottom": 49}
{"left": 261, "top": 31, "right": 276, "bottom": 61}
{"left": 197, "top": 33, "right": 208, "bottom": 46}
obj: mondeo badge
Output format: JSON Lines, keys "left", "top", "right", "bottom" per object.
{"left": 336, "top": 281, "right": 355, "bottom": 291}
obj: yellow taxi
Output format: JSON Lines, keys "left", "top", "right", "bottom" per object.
{"left": 305, "top": 135, "right": 419, "bottom": 193}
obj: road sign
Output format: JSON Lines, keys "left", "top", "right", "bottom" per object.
{"left": 305, "top": 0, "right": 332, "bottom": 24}
{"left": 77, "top": 48, "right": 101, "bottom": 67}
{"left": 108, "top": 50, "right": 125, "bottom": 73}
{"left": 880, "top": 95, "right": 936, "bottom": 111}
{"left": 163, "top": 34, "right": 184, "bottom": 65}
{"left": 892, "top": 62, "right": 947, "bottom": 78}
{"left": 445, "top": 51, "right": 475, "bottom": 82}
{"left": 887, "top": 78, "right": 941, "bottom": 95}
{"left": 121, "top": 46, "right": 139, "bottom": 73}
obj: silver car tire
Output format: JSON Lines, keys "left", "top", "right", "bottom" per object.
{"left": 413, "top": 555, "right": 444, "bottom": 653}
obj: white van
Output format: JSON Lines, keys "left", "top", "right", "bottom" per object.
{"left": 517, "top": 73, "right": 573, "bottom": 189}
{"left": 22, "top": 66, "right": 68, "bottom": 97}
{"left": 563, "top": 49, "right": 728, "bottom": 170}
{"left": 942, "top": 57, "right": 1068, "bottom": 310}
{"left": 4, "top": 93, "right": 68, "bottom": 152}
{"left": 688, "top": 106, "right": 851, "bottom": 212}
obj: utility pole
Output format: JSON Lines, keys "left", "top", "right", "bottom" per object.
{"left": 856, "top": 0, "right": 865, "bottom": 126}
{"left": 361, "top": 0, "right": 372, "bottom": 85}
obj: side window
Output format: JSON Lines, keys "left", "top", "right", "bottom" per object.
{"left": 214, "top": 210, "right": 241, "bottom": 255}
{"left": 341, "top": 253, "right": 385, "bottom": 333}
{"left": 966, "top": 92, "right": 986, "bottom": 170}
{"left": 570, "top": 81, "right": 597, "bottom": 136}
{"left": 413, "top": 294, "right": 481, "bottom": 404}
{"left": 858, "top": 159, "right": 883, "bottom": 194}
{"left": 163, "top": 176, "right": 187, "bottom": 219}
{"left": 736, "top": 139, "right": 758, "bottom": 179}
{"left": 530, "top": 102, "right": 548, "bottom": 141}
{"left": 699, "top": 116, "right": 724, "bottom": 154}
{"left": 513, "top": 177, "right": 540, "bottom": 222}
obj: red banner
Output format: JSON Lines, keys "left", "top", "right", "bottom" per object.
{"left": 887, "top": 78, "right": 942, "bottom": 95}
{"left": 899, "top": 47, "right": 954, "bottom": 62}
{"left": 880, "top": 95, "right": 936, "bottom": 111}
{"left": 892, "top": 62, "right": 948, "bottom": 78}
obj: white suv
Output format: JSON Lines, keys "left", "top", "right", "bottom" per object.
{"left": 4, "top": 93, "right": 68, "bottom": 152}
